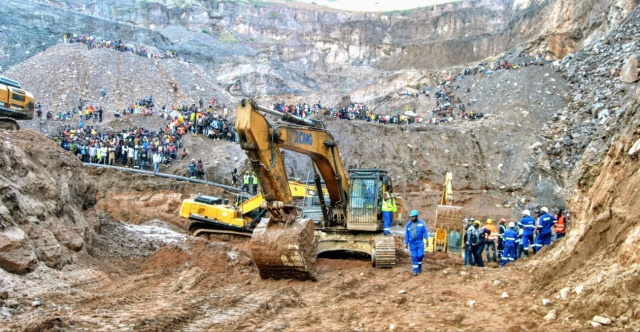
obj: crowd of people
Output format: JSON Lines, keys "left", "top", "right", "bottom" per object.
{"left": 50, "top": 124, "right": 186, "bottom": 171}
{"left": 63, "top": 33, "right": 183, "bottom": 60}
{"left": 48, "top": 94, "right": 236, "bottom": 178}
{"left": 272, "top": 101, "right": 425, "bottom": 125}
{"left": 463, "top": 207, "right": 567, "bottom": 268}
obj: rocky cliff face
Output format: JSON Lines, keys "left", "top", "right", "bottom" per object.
{"left": 3, "top": 0, "right": 635, "bottom": 100}
{"left": 0, "top": 130, "right": 98, "bottom": 274}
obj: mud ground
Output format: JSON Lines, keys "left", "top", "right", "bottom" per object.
{"left": 2, "top": 216, "right": 580, "bottom": 332}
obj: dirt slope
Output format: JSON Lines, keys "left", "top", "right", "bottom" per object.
{"left": 0, "top": 130, "right": 97, "bottom": 274}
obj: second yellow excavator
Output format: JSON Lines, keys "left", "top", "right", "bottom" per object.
{"left": 180, "top": 181, "right": 328, "bottom": 239}
{"left": 0, "top": 76, "right": 34, "bottom": 130}
{"left": 431, "top": 172, "right": 464, "bottom": 254}
{"left": 235, "top": 99, "right": 403, "bottom": 281}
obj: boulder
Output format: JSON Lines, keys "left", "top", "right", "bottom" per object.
{"left": 629, "top": 139, "right": 640, "bottom": 157}
{"left": 560, "top": 287, "right": 571, "bottom": 300}
{"left": 620, "top": 55, "right": 638, "bottom": 83}
{"left": 592, "top": 315, "right": 612, "bottom": 325}
{"left": 0, "top": 226, "right": 38, "bottom": 274}
{"left": 544, "top": 309, "right": 557, "bottom": 321}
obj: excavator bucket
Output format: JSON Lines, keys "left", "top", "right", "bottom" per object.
{"left": 250, "top": 217, "right": 317, "bottom": 281}
{"left": 435, "top": 204, "right": 464, "bottom": 254}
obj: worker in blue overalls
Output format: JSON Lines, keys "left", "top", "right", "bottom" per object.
{"left": 500, "top": 222, "right": 518, "bottom": 266}
{"left": 405, "top": 210, "right": 429, "bottom": 276}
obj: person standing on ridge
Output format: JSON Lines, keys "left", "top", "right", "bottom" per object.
{"left": 251, "top": 172, "right": 259, "bottom": 195}
{"left": 241, "top": 171, "right": 251, "bottom": 193}
{"left": 231, "top": 168, "right": 238, "bottom": 187}
{"left": 404, "top": 210, "right": 428, "bottom": 276}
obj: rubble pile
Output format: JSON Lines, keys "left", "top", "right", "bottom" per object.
{"left": 521, "top": 7, "right": 640, "bottom": 330}
{"left": 545, "top": 9, "right": 640, "bottom": 176}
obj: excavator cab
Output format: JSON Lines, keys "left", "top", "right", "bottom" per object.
{"left": 347, "top": 169, "right": 389, "bottom": 231}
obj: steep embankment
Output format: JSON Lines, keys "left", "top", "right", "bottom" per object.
{"left": 522, "top": 9, "right": 640, "bottom": 328}
{"left": 0, "top": 130, "right": 98, "bottom": 274}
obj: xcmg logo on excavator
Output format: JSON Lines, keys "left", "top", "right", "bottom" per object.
{"left": 293, "top": 131, "right": 313, "bottom": 146}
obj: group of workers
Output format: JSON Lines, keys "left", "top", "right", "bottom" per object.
{"left": 464, "top": 207, "right": 567, "bottom": 268}
{"left": 236, "top": 170, "right": 259, "bottom": 196}
{"left": 401, "top": 206, "right": 567, "bottom": 276}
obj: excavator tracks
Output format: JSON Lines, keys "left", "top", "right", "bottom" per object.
{"left": 372, "top": 236, "right": 396, "bottom": 268}
{"left": 0, "top": 117, "right": 19, "bottom": 130}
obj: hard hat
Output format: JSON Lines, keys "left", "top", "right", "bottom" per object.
{"left": 522, "top": 209, "right": 530, "bottom": 216}
{"left": 508, "top": 222, "right": 515, "bottom": 228}
{"left": 410, "top": 210, "right": 419, "bottom": 217}
{"left": 469, "top": 218, "right": 475, "bottom": 222}
{"left": 473, "top": 220, "right": 481, "bottom": 226}
{"left": 499, "top": 218, "right": 506, "bottom": 223}
{"left": 486, "top": 219, "right": 493, "bottom": 224}
{"left": 383, "top": 192, "right": 390, "bottom": 199}
{"left": 541, "top": 207, "right": 549, "bottom": 213}
{"left": 245, "top": 171, "right": 249, "bottom": 174}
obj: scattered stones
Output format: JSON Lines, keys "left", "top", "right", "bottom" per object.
{"left": 560, "top": 287, "right": 571, "bottom": 300}
{"left": 466, "top": 301, "right": 476, "bottom": 308}
{"left": 544, "top": 309, "right": 557, "bottom": 321}
{"left": 542, "top": 298, "right": 551, "bottom": 306}
{"left": 460, "top": 271, "right": 469, "bottom": 276}
{"left": 492, "top": 280, "right": 501, "bottom": 287}
{"left": 628, "top": 139, "right": 640, "bottom": 156}
{"left": 618, "top": 316, "right": 629, "bottom": 325}
{"left": 620, "top": 55, "right": 639, "bottom": 83}
{"left": 591, "top": 321, "right": 602, "bottom": 328}
{"left": 31, "top": 299, "right": 42, "bottom": 307}
{"left": 398, "top": 290, "right": 407, "bottom": 295}
{"left": 389, "top": 324, "right": 396, "bottom": 331}
{"left": 592, "top": 315, "right": 612, "bottom": 325}
{"left": 575, "top": 285, "right": 584, "bottom": 295}
{"left": 501, "top": 292, "right": 509, "bottom": 299}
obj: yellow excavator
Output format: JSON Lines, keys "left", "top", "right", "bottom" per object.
{"left": 235, "top": 99, "right": 403, "bottom": 281}
{"left": 431, "top": 172, "right": 464, "bottom": 254}
{"left": 0, "top": 76, "right": 34, "bottom": 130}
{"left": 180, "top": 181, "right": 328, "bottom": 239}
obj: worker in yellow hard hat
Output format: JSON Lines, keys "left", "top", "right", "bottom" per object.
{"left": 484, "top": 219, "right": 498, "bottom": 262}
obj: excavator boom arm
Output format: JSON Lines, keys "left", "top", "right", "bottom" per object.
{"left": 236, "top": 99, "right": 350, "bottom": 217}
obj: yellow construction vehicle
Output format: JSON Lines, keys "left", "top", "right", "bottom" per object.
{"left": 431, "top": 172, "right": 464, "bottom": 254}
{"left": 181, "top": 181, "right": 328, "bottom": 239}
{"left": 0, "top": 76, "right": 34, "bottom": 130}
{"left": 235, "top": 99, "right": 403, "bottom": 281}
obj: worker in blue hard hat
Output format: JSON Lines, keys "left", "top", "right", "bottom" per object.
{"left": 404, "top": 210, "right": 429, "bottom": 276}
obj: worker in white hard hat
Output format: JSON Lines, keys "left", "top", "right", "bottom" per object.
{"left": 517, "top": 209, "right": 536, "bottom": 258}
{"left": 500, "top": 222, "right": 518, "bottom": 266}
{"left": 534, "top": 207, "right": 557, "bottom": 252}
